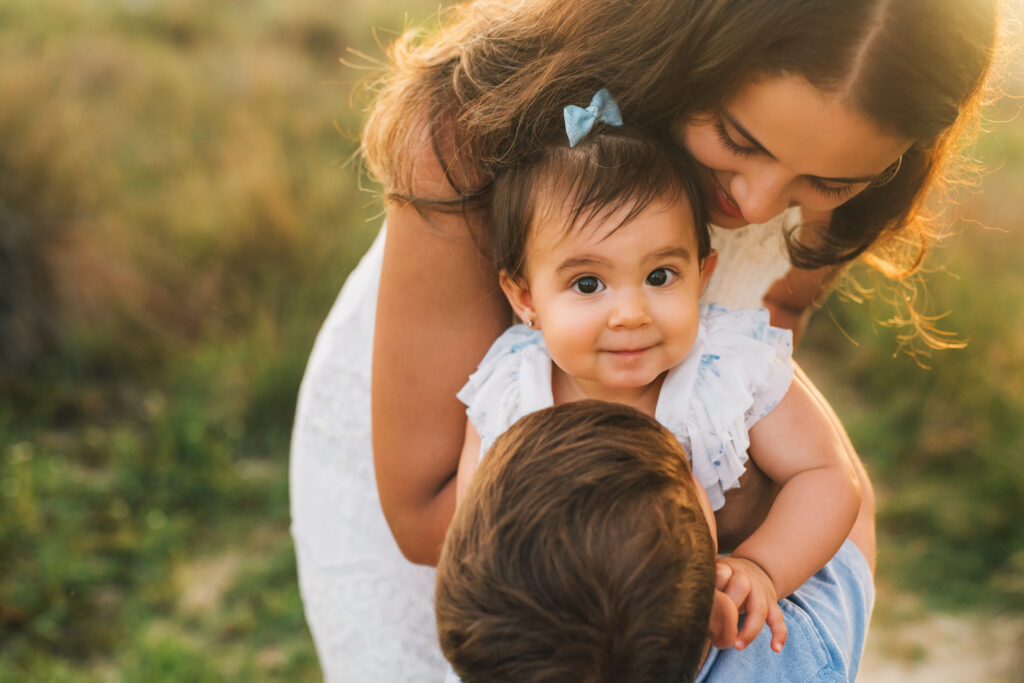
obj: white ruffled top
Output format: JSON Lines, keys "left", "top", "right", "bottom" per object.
{"left": 456, "top": 304, "right": 794, "bottom": 510}
{"left": 701, "top": 207, "right": 800, "bottom": 310}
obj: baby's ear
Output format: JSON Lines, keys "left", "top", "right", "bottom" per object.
{"left": 499, "top": 271, "right": 535, "bottom": 325}
{"left": 698, "top": 249, "right": 719, "bottom": 295}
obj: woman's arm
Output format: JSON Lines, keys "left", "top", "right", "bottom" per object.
{"left": 372, "top": 140, "right": 509, "bottom": 566}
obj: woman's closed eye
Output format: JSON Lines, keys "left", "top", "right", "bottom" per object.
{"left": 646, "top": 267, "right": 677, "bottom": 287}
{"left": 571, "top": 275, "right": 605, "bottom": 294}
{"left": 716, "top": 120, "right": 858, "bottom": 201}
{"left": 714, "top": 121, "right": 759, "bottom": 158}
{"left": 808, "top": 178, "right": 857, "bottom": 201}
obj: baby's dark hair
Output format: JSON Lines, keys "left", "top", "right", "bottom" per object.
{"left": 436, "top": 400, "right": 716, "bottom": 683}
{"left": 491, "top": 125, "right": 711, "bottom": 284}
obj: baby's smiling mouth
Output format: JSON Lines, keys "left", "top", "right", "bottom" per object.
{"left": 604, "top": 345, "right": 656, "bottom": 357}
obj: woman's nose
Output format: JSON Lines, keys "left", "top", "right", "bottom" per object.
{"left": 731, "top": 166, "right": 792, "bottom": 225}
{"left": 608, "top": 290, "right": 651, "bottom": 329}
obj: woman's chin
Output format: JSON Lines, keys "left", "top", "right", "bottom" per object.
{"left": 707, "top": 206, "right": 751, "bottom": 230}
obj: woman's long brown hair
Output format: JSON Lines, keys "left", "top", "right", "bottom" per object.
{"left": 360, "top": 0, "right": 1004, "bottom": 348}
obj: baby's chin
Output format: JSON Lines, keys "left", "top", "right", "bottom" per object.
{"left": 598, "top": 368, "right": 673, "bottom": 392}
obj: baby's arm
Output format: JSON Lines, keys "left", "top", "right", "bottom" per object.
{"left": 722, "top": 376, "right": 862, "bottom": 648}
{"left": 455, "top": 420, "right": 483, "bottom": 506}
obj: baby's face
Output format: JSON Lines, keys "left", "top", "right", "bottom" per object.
{"left": 515, "top": 195, "right": 713, "bottom": 394}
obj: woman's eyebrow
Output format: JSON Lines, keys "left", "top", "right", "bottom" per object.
{"left": 723, "top": 110, "right": 879, "bottom": 184}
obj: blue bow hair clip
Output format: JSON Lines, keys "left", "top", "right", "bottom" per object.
{"left": 563, "top": 88, "right": 623, "bottom": 147}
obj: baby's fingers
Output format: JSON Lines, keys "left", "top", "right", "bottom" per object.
{"left": 734, "top": 587, "right": 768, "bottom": 650}
{"left": 723, "top": 570, "right": 751, "bottom": 609}
{"left": 715, "top": 562, "right": 733, "bottom": 592}
{"left": 708, "top": 590, "right": 739, "bottom": 650}
{"left": 767, "top": 602, "right": 787, "bottom": 653}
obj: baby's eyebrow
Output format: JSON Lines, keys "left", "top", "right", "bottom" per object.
{"left": 556, "top": 256, "right": 610, "bottom": 273}
{"left": 647, "top": 247, "right": 692, "bottom": 263}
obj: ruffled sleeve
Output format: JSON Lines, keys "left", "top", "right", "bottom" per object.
{"left": 656, "top": 305, "right": 793, "bottom": 510}
{"left": 456, "top": 324, "right": 554, "bottom": 459}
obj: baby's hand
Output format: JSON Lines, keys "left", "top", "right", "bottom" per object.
{"left": 715, "top": 557, "right": 787, "bottom": 652}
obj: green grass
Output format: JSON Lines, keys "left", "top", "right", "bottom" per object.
{"left": 1, "top": 0, "right": 1022, "bottom": 678}
{"left": 0, "top": 0, "right": 426, "bottom": 678}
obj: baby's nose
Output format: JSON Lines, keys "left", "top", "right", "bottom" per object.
{"left": 608, "top": 291, "right": 651, "bottom": 329}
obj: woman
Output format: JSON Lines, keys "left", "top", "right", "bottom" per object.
{"left": 290, "top": 0, "right": 1000, "bottom": 679}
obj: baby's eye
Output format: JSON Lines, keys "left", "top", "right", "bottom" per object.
{"left": 571, "top": 276, "right": 605, "bottom": 294}
{"left": 646, "top": 268, "right": 676, "bottom": 287}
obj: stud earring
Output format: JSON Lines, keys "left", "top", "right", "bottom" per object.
{"left": 525, "top": 318, "right": 534, "bottom": 328}
{"left": 870, "top": 155, "right": 903, "bottom": 188}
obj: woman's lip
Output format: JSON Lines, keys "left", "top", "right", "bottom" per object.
{"left": 708, "top": 171, "right": 745, "bottom": 220}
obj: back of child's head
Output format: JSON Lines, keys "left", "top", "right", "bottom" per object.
{"left": 491, "top": 125, "right": 711, "bottom": 285}
{"left": 436, "top": 399, "right": 716, "bottom": 683}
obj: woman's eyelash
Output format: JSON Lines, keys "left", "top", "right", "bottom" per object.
{"left": 714, "top": 122, "right": 758, "bottom": 158}
{"left": 809, "top": 179, "right": 855, "bottom": 201}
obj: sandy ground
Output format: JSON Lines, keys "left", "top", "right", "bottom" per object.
{"left": 175, "top": 542, "right": 1024, "bottom": 680}
{"left": 859, "top": 587, "right": 1024, "bottom": 682}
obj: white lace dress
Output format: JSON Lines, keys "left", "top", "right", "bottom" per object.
{"left": 458, "top": 306, "right": 793, "bottom": 510}
{"left": 288, "top": 207, "right": 799, "bottom": 681}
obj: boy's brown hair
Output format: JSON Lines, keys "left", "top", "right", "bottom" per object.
{"left": 436, "top": 400, "right": 716, "bottom": 683}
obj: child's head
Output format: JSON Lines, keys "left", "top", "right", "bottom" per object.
{"left": 492, "top": 126, "right": 717, "bottom": 393}
{"left": 491, "top": 124, "right": 711, "bottom": 285}
{"left": 436, "top": 399, "right": 717, "bottom": 683}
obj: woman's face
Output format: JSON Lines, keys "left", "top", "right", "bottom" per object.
{"left": 679, "top": 74, "right": 912, "bottom": 229}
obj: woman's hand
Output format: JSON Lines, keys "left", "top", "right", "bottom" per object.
{"left": 762, "top": 264, "right": 834, "bottom": 345}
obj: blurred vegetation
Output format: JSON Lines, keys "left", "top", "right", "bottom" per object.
{"left": 0, "top": 0, "right": 403, "bottom": 677}
{"left": 800, "top": 78, "right": 1024, "bottom": 614}
{"left": 0, "top": 0, "right": 1021, "bottom": 679}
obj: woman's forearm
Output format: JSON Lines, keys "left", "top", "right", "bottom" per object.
{"left": 372, "top": 197, "right": 508, "bottom": 565}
